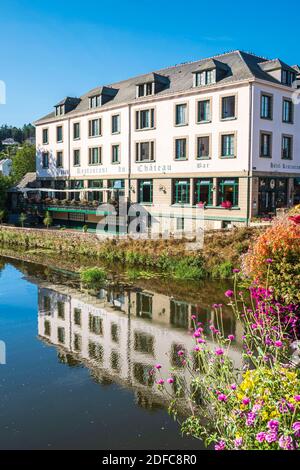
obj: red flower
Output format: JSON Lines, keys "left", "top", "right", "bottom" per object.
{"left": 289, "top": 215, "right": 300, "bottom": 225}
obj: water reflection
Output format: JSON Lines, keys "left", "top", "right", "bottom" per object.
{"left": 37, "top": 282, "right": 243, "bottom": 410}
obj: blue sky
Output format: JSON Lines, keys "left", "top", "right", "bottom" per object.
{"left": 0, "top": 0, "right": 299, "bottom": 127}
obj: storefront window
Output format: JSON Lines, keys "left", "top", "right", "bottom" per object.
{"left": 88, "top": 180, "right": 103, "bottom": 203}
{"left": 194, "top": 178, "right": 213, "bottom": 206}
{"left": 217, "top": 178, "right": 239, "bottom": 207}
{"left": 173, "top": 179, "right": 190, "bottom": 204}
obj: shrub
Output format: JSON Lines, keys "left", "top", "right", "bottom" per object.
{"left": 80, "top": 267, "right": 106, "bottom": 285}
{"left": 243, "top": 213, "right": 300, "bottom": 304}
{"left": 211, "top": 261, "right": 233, "bottom": 279}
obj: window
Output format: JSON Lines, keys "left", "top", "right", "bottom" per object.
{"left": 194, "top": 69, "right": 216, "bottom": 86}
{"left": 136, "top": 292, "right": 153, "bottom": 319}
{"left": 89, "top": 314, "right": 103, "bottom": 335}
{"left": 73, "top": 122, "right": 80, "bottom": 140}
{"left": 73, "top": 149, "right": 80, "bottom": 166}
{"left": 197, "top": 99, "right": 211, "bottom": 123}
{"left": 112, "top": 144, "right": 120, "bottom": 164}
{"left": 282, "top": 70, "right": 295, "bottom": 86}
{"left": 89, "top": 95, "right": 101, "bottom": 109}
{"left": 138, "top": 180, "right": 153, "bottom": 204}
{"left": 282, "top": 99, "right": 293, "bottom": 123}
{"left": 42, "top": 128, "right": 48, "bottom": 144}
{"left": 57, "top": 301, "right": 65, "bottom": 319}
{"left": 282, "top": 135, "right": 293, "bottom": 160}
{"left": 44, "top": 320, "right": 51, "bottom": 337}
{"left": 74, "top": 308, "right": 81, "bottom": 326}
{"left": 260, "top": 132, "right": 272, "bottom": 158}
{"left": 42, "top": 152, "right": 49, "bottom": 168}
{"left": 111, "top": 324, "right": 119, "bottom": 343}
{"left": 74, "top": 333, "right": 82, "bottom": 352}
{"left": 135, "top": 141, "right": 155, "bottom": 162}
{"left": 57, "top": 327, "right": 65, "bottom": 344}
{"left": 56, "top": 151, "right": 63, "bottom": 168}
{"left": 196, "top": 135, "right": 210, "bottom": 159}
{"left": 56, "top": 126, "right": 63, "bottom": 143}
{"left": 136, "top": 108, "right": 155, "bottom": 130}
{"left": 134, "top": 331, "right": 154, "bottom": 355}
{"left": 173, "top": 179, "right": 190, "bottom": 204}
{"left": 137, "top": 82, "right": 153, "bottom": 97}
{"left": 175, "top": 138, "right": 187, "bottom": 160}
{"left": 221, "top": 95, "right": 236, "bottom": 119}
{"left": 55, "top": 105, "right": 64, "bottom": 116}
{"left": 88, "top": 147, "right": 101, "bottom": 165}
{"left": 112, "top": 114, "right": 120, "bottom": 134}
{"left": 217, "top": 178, "right": 239, "bottom": 207}
{"left": 261, "top": 94, "right": 273, "bottom": 119}
{"left": 221, "top": 134, "right": 235, "bottom": 158}
{"left": 175, "top": 103, "right": 187, "bottom": 126}
{"left": 194, "top": 178, "right": 213, "bottom": 206}
{"left": 88, "top": 180, "right": 103, "bottom": 202}
{"left": 88, "top": 118, "right": 101, "bottom": 137}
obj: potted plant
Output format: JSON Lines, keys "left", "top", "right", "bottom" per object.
{"left": 221, "top": 200, "right": 232, "bottom": 209}
{"left": 197, "top": 201, "right": 206, "bottom": 209}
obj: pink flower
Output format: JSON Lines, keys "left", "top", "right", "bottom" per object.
{"left": 197, "top": 338, "right": 206, "bottom": 344}
{"left": 214, "top": 440, "right": 226, "bottom": 451}
{"left": 155, "top": 364, "right": 162, "bottom": 370}
{"left": 177, "top": 350, "right": 184, "bottom": 357}
{"left": 234, "top": 437, "right": 243, "bottom": 448}
{"left": 227, "top": 334, "right": 235, "bottom": 341}
{"left": 256, "top": 432, "right": 266, "bottom": 443}
{"left": 242, "top": 397, "right": 250, "bottom": 405}
{"left": 265, "top": 258, "right": 273, "bottom": 264}
{"left": 265, "top": 432, "right": 277, "bottom": 443}
{"left": 292, "top": 422, "right": 300, "bottom": 438}
{"left": 191, "top": 315, "right": 197, "bottom": 320}
{"left": 279, "top": 435, "right": 294, "bottom": 450}
{"left": 230, "top": 383, "right": 237, "bottom": 390}
{"left": 218, "top": 393, "right": 227, "bottom": 402}
{"left": 232, "top": 268, "right": 240, "bottom": 273}
{"left": 267, "top": 420, "right": 279, "bottom": 432}
{"left": 193, "top": 346, "right": 200, "bottom": 352}
{"left": 225, "top": 290, "right": 234, "bottom": 298}
{"left": 294, "top": 395, "right": 300, "bottom": 402}
{"left": 167, "top": 378, "right": 174, "bottom": 384}
{"left": 215, "top": 348, "right": 224, "bottom": 356}
{"left": 156, "top": 379, "right": 164, "bottom": 385}
{"left": 274, "top": 340, "right": 283, "bottom": 348}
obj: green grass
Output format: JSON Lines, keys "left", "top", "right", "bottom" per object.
{"left": 80, "top": 267, "right": 107, "bottom": 285}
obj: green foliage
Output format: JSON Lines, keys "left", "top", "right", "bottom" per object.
{"left": 82, "top": 224, "right": 89, "bottom": 233}
{"left": 211, "top": 261, "right": 233, "bottom": 279}
{"left": 11, "top": 144, "right": 36, "bottom": 183}
{"left": 43, "top": 211, "right": 53, "bottom": 228}
{"left": 80, "top": 267, "right": 107, "bottom": 285}
{"left": 0, "top": 175, "right": 12, "bottom": 209}
{"left": 0, "top": 209, "right": 6, "bottom": 223}
{"left": 18, "top": 212, "right": 27, "bottom": 227}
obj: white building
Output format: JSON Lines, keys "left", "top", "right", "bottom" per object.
{"left": 34, "top": 50, "right": 300, "bottom": 231}
{"left": 0, "top": 158, "right": 12, "bottom": 176}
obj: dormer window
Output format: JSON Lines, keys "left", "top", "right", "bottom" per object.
{"left": 137, "top": 82, "right": 154, "bottom": 98}
{"left": 55, "top": 105, "right": 65, "bottom": 116}
{"left": 89, "top": 95, "right": 101, "bottom": 109}
{"left": 282, "top": 69, "right": 295, "bottom": 86}
{"left": 194, "top": 69, "right": 216, "bottom": 87}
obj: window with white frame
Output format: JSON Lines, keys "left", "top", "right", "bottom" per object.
{"left": 175, "top": 103, "right": 187, "bottom": 126}
{"left": 73, "top": 149, "right": 80, "bottom": 166}
{"left": 88, "top": 118, "right": 101, "bottom": 137}
{"left": 197, "top": 99, "right": 211, "bottom": 123}
{"left": 282, "top": 135, "right": 293, "bottom": 160}
{"left": 112, "top": 114, "right": 120, "bottom": 134}
{"left": 221, "top": 134, "right": 235, "bottom": 158}
{"left": 135, "top": 141, "right": 155, "bottom": 162}
{"left": 136, "top": 82, "right": 154, "bottom": 97}
{"left": 73, "top": 122, "right": 80, "bottom": 140}
{"left": 89, "top": 95, "right": 101, "bottom": 109}
{"left": 196, "top": 136, "right": 210, "bottom": 159}
{"left": 194, "top": 69, "right": 216, "bottom": 86}
{"left": 221, "top": 95, "right": 236, "bottom": 119}
{"left": 136, "top": 109, "right": 155, "bottom": 130}
{"left": 282, "top": 99, "right": 293, "bottom": 123}
{"left": 88, "top": 147, "right": 101, "bottom": 165}
{"left": 174, "top": 138, "right": 187, "bottom": 160}
{"left": 112, "top": 144, "right": 120, "bottom": 163}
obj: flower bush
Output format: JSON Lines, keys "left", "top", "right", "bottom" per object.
{"left": 156, "top": 270, "right": 300, "bottom": 450}
{"left": 243, "top": 212, "right": 300, "bottom": 304}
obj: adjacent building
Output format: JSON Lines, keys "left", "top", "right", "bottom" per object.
{"left": 34, "top": 50, "right": 300, "bottom": 231}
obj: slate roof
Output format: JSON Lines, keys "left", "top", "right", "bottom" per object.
{"left": 35, "top": 50, "right": 295, "bottom": 125}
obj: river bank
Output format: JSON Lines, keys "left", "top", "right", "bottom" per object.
{"left": 0, "top": 225, "right": 265, "bottom": 281}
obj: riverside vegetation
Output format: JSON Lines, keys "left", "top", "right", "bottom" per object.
{"left": 155, "top": 207, "right": 300, "bottom": 450}
{"left": 0, "top": 225, "right": 263, "bottom": 281}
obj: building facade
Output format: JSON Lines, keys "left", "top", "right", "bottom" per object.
{"left": 34, "top": 51, "right": 300, "bottom": 232}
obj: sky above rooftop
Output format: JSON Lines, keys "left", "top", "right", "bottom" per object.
{"left": 0, "top": 0, "right": 299, "bottom": 127}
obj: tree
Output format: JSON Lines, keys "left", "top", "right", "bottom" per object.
{"left": 43, "top": 211, "right": 53, "bottom": 229}
{"left": 12, "top": 144, "right": 36, "bottom": 183}
{"left": 19, "top": 212, "right": 27, "bottom": 228}
{"left": 0, "top": 174, "right": 12, "bottom": 210}
{"left": 0, "top": 209, "right": 5, "bottom": 224}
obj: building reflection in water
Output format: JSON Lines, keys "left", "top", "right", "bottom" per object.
{"left": 38, "top": 284, "right": 243, "bottom": 411}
